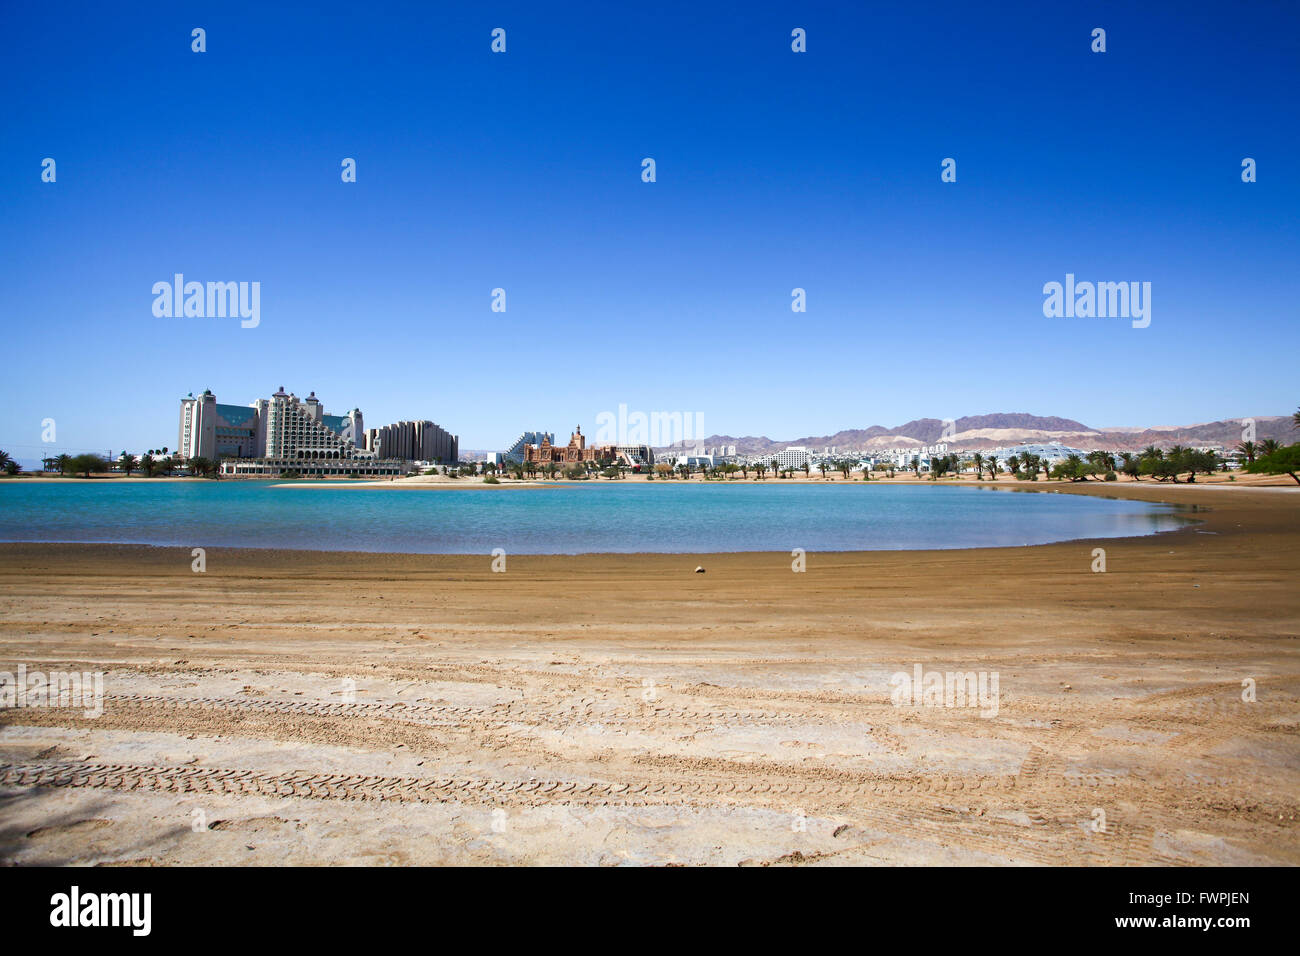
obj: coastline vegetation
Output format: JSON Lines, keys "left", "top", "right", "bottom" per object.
{"left": 4, "top": 405, "right": 1296, "bottom": 485}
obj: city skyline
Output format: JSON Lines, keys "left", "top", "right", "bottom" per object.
{"left": 3, "top": 1, "right": 1297, "bottom": 459}
{"left": 7, "top": 384, "right": 1292, "bottom": 468}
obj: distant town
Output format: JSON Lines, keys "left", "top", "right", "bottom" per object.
{"left": 3, "top": 386, "right": 1296, "bottom": 484}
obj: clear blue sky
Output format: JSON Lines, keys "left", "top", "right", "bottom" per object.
{"left": 2, "top": 0, "right": 1297, "bottom": 461}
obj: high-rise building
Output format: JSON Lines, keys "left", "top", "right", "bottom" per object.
{"left": 264, "top": 387, "right": 363, "bottom": 460}
{"left": 177, "top": 386, "right": 427, "bottom": 478}
{"left": 364, "top": 420, "right": 458, "bottom": 464}
{"left": 178, "top": 390, "right": 260, "bottom": 460}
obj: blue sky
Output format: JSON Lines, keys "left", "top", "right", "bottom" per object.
{"left": 1, "top": 0, "right": 1297, "bottom": 460}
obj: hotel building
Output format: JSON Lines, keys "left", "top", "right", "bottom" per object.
{"left": 179, "top": 387, "right": 432, "bottom": 478}
{"left": 365, "top": 420, "right": 458, "bottom": 464}
{"left": 502, "top": 431, "right": 555, "bottom": 464}
{"left": 524, "top": 427, "right": 653, "bottom": 468}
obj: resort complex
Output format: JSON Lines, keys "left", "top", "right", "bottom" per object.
{"left": 179, "top": 387, "right": 458, "bottom": 478}
{"left": 522, "top": 426, "right": 654, "bottom": 469}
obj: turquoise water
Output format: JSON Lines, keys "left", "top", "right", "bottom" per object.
{"left": 0, "top": 480, "right": 1191, "bottom": 554}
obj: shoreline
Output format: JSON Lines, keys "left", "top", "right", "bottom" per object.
{"left": 4, "top": 471, "right": 1295, "bottom": 489}
{"left": 1, "top": 476, "right": 1296, "bottom": 865}
{"left": 0, "top": 480, "right": 1244, "bottom": 558}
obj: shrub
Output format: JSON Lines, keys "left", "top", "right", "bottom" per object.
{"left": 1246, "top": 444, "right": 1300, "bottom": 485}
{"left": 483, "top": 475, "right": 499, "bottom": 484}
{"left": 1104, "top": 471, "right": 1118, "bottom": 481}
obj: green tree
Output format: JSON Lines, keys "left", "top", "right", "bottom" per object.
{"left": 1085, "top": 451, "right": 1114, "bottom": 478}
{"left": 1051, "top": 454, "right": 1091, "bottom": 482}
{"left": 1236, "top": 440, "right": 1257, "bottom": 464}
{"left": 118, "top": 452, "right": 138, "bottom": 476}
{"left": 1260, "top": 438, "right": 1281, "bottom": 457}
{"left": 1140, "top": 452, "right": 1181, "bottom": 482}
{"left": 1247, "top": 444, "right": 1300, "bottom": 485}
{"left": 70, "top": 453, "right": 106, "bottom": 477}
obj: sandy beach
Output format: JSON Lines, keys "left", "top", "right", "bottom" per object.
{"left": 1, "top": 481, "right": 1297, "bottom": 866}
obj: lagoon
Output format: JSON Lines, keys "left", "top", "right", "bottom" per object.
{"left": 0, "top": 480, "right": 1192, "bottom": 554}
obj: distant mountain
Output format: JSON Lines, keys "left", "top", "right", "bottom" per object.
{"left": 658, "top": 413, "right": 1294, "bottom": 456}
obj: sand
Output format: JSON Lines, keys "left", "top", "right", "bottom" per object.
{"left": 0, "top": 482, "right": 1297, "bottom": 866}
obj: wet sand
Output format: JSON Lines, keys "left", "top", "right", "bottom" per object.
{"left": 1, "top": 482, "right": 1297, "bottom": 865}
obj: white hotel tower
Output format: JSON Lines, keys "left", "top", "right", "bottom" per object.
{"left": 179, "top": 387, "right": 413, "bottom": 478}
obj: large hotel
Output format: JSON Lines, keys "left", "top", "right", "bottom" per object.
{"left": 523, "top": 426, "right": 654, "bottom": 468}
{"left": 178, "top": 387, "right": 458, "bottom": 478}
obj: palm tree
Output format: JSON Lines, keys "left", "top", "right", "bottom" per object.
{"left": 0, "top": 450, "right": 12, "bottom": 473}
{"left": 1236, "top": 440, "right": 1257, "bottom": 463}
{"left": 1260, "top": 438, "right": 1281, "bottom": 457}
{"left": 118, "top": 452, "right": 138, "bottom": 476}
{"left": 911, "top": 456, "right": 921, "bottom": 477}
{"left": 1293, "top": 406, "right": 1300, "bottom": 431}
{"left": 972, "top": 452, "right": 984, "bottom": 479}
{"left": 55, "top": 453, "right": 72, "bottom": 476}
